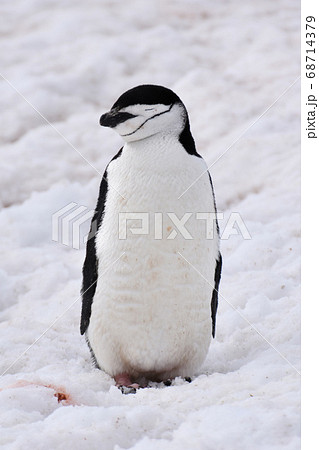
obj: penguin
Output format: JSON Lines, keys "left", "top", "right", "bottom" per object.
{"left": 80, "top": 84, "right": 222, "bottom": 391}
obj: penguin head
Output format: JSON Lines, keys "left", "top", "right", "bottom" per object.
{"left": 100, "top": 85, "right": 189, "bottom": 143}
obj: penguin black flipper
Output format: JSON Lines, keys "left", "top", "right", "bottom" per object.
{"left": 80, "top": 148, "right": 123, "bottom": 335}
{"left": 211, "top": 252, "right": 222, "bottom": 338}
{"left": 206, "top": 171, "right": 222, "bottom": 338}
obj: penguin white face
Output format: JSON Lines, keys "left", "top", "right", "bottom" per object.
{"left": 100, "top": 85, "right": 187, "bottom": 143}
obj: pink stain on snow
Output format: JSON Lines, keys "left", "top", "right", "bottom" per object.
{"left": 0, "top": 380, "right": 78, "bottom": 405}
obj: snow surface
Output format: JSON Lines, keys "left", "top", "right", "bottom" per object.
{"left": 0, "top": 0, "right": 300, "bottom": 449}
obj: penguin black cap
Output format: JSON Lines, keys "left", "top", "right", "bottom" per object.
{"left": 111, "top": 84, "right": 182, "bottom": 110}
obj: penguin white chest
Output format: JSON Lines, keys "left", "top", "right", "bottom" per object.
{"left": 87, "top": 137, "right": 218, "bottom": 380}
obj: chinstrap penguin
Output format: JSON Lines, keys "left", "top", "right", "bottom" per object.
{"left": 80, "top": 84, "right": 222, "bottom": 392}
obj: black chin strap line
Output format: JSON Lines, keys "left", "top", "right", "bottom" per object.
{"left": 121, "top": 103, "right": 174, "bottom": 137}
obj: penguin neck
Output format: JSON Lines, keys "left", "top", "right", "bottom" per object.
{"left": 124, "top": 131, "right": 181, "bottom": 158}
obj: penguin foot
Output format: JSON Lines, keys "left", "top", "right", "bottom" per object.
{"left": 119, "top": 385, "right": 137, "bottom": 395}
{"left": 115, "top": 373, "right": 140, "bottom": 394}
{"left": 163, "top": 377, "right": 191, "bottom": 386}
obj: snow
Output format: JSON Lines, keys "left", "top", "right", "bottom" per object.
{"left": 0, "top": 0, "right": 300, "bottom": 449}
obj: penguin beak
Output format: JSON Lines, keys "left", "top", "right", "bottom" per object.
{"left": 100, "top": 110, "right": 136, "bottom": 128}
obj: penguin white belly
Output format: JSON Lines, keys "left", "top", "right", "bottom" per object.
{"left": 87, "top": 137, "right": 219, "bottom": 380}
